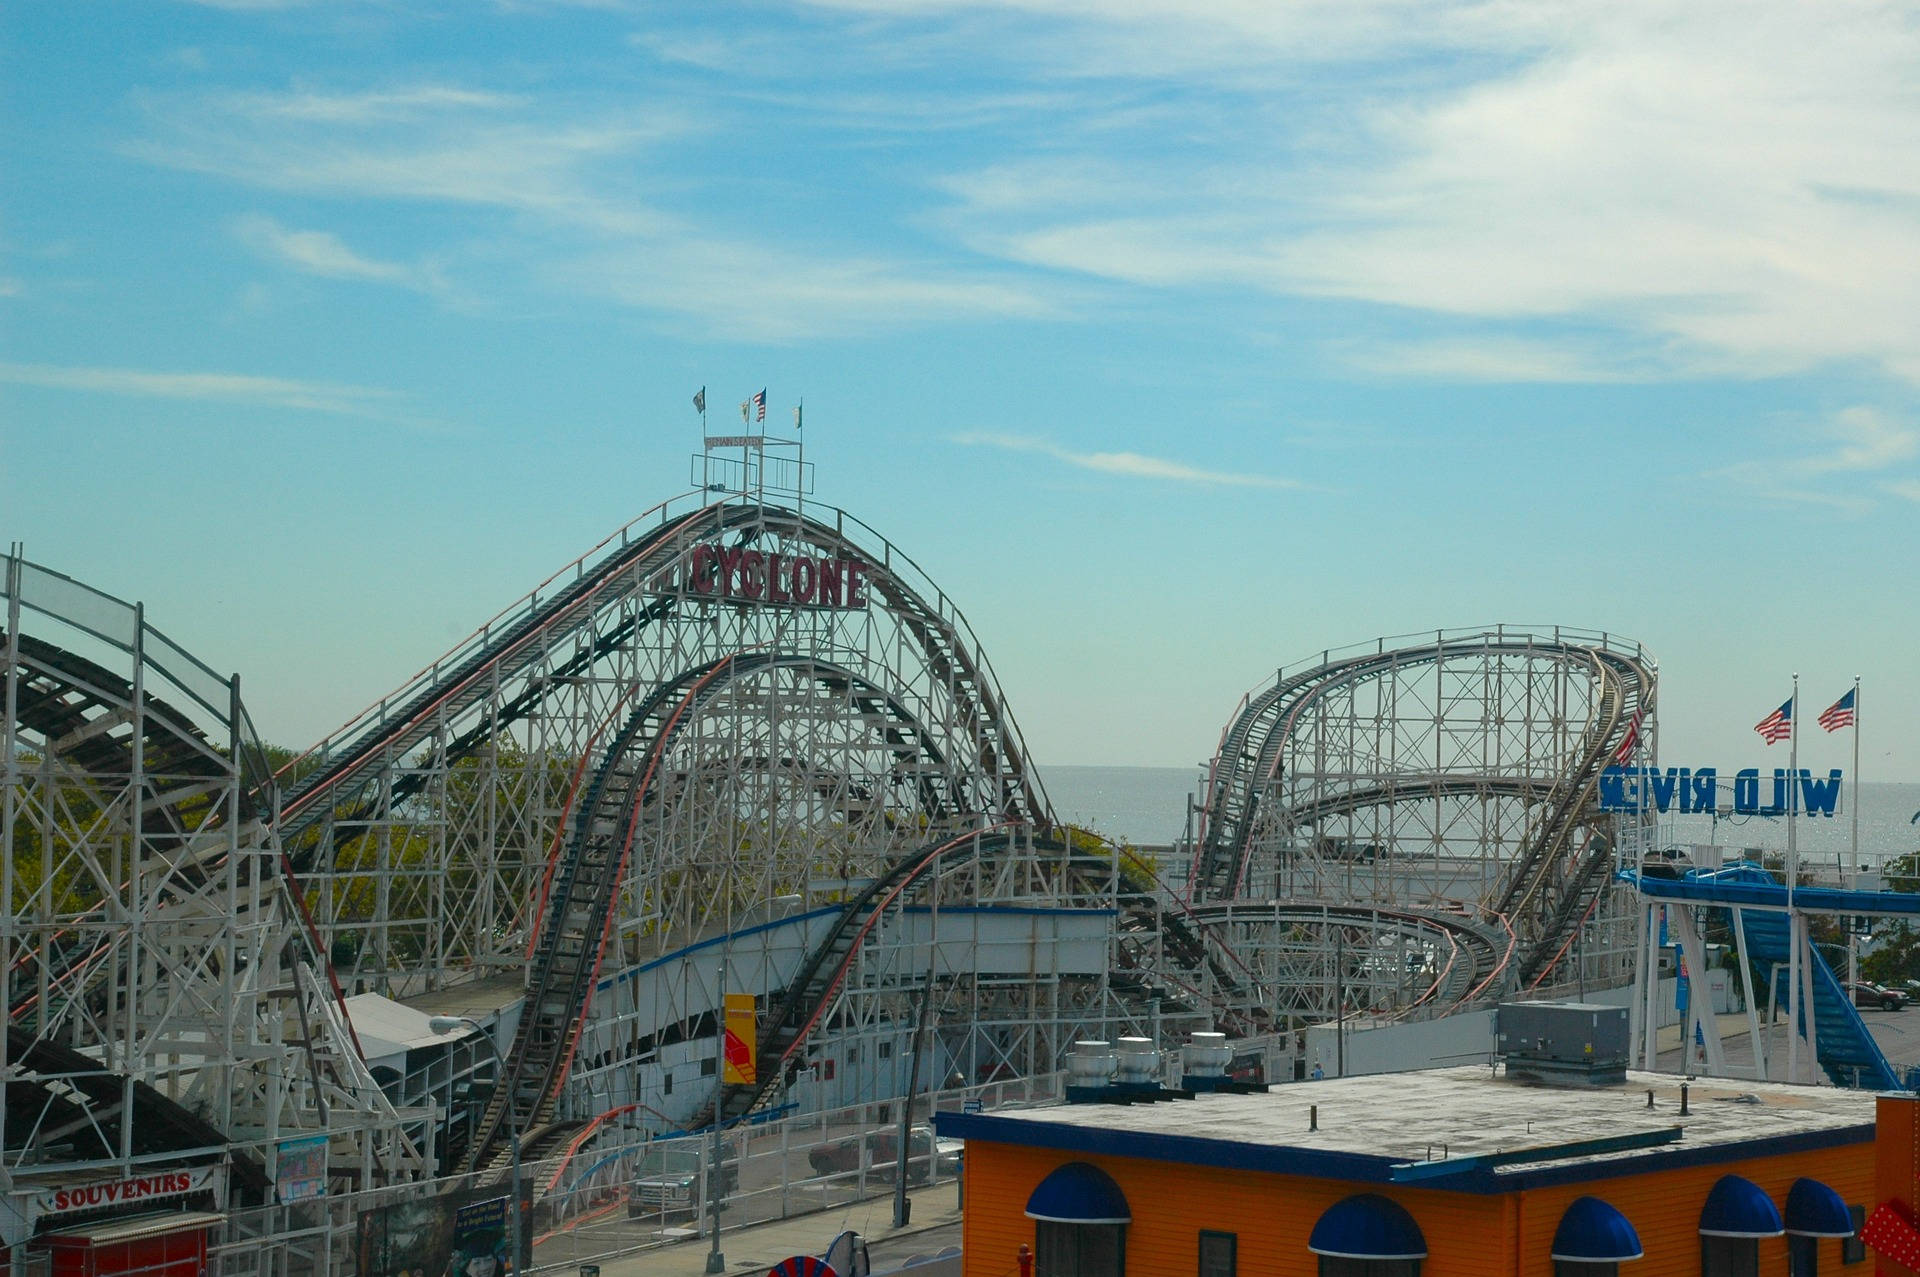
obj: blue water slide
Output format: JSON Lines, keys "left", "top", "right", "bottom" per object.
{"left": 1637, "top": 864, "right": 1899, "bottom": 1090}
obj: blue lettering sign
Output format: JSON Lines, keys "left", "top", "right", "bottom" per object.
{"left": 1683, "top": 767, "right": 1715, "bottom": 813}
{"left": 1595, "top": 765, "right": 1841, "bottom": 816}
{"left": 1800, "top": 769, "right": 1843, "bottom": 816}
{"left": 1765, "top": 768, "right": 1788, "bottom": 816}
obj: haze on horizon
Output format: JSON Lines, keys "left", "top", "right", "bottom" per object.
{"left": 3, "top": 2, "right": 1918, "bottom": 781}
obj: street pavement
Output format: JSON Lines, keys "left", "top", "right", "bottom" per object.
{"left": 530, "top": 1179, "right": 962, "bottom": 1277}
{"left": 1655, "top": 1004, "right": 1920, "bottom": 1080}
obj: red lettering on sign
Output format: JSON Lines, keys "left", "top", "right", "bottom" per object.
{"left": 719, "top": 548, "right": 745, "bottom": 596}
{"left": 817, "top": 560, "right": 843, "bottom": 607}
{"left": 789, "top": 557, "right": 816, "bottom": 604}
{"left": 676, "top": 544, "right": 870, "bottom": 610}
{"left": 690, "top": 545, "right": 718, "bottom": 593}
{"left": 45, "top": 1169, "right": 200, "bottom": 1216}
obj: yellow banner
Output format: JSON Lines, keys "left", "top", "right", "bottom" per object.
{"left": 723, "top": 993, "right": 756, "bottom": 1085}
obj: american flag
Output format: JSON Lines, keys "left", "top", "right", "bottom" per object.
{"left": 1818, "top": 688, "right": 1856, "bottom": 733}
{"left": 1611, "top": 709, "right": 1643, "bottom": 766}
{"left": 752, "top": 388, "right": 767, "bottom": 422}
{"left": 1754, "top": 697, "right": 1792, "bottom": 745}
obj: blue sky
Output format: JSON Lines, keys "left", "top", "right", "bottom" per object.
{"left": 4, "top": 1, "right": 1919, "bottom": 779}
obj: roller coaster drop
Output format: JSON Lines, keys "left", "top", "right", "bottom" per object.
{"left": 0, "top": 466, "right": 1658, "bottom": 1219}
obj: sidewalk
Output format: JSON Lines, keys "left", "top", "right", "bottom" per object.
{"left": 1652, "top": 1011, "right": 1755, "bottom": 1054}
{"left": 532, "top": 1182, "right": 964, "bottom": 1277}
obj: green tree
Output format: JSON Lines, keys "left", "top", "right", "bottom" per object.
{"left": 1862, "top": 847, "right": 1920, "bottom": 985}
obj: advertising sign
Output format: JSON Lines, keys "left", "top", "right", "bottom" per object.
{"left": 355, "top": 1184, "right": 530, "bottom": 1277}
{"left": 724, "top": 992, "right": 757, "bottom": 1085}
{"left": 36, "top": 1165, "right": 220, "bottom": 1219}
{"left": 277, "top": 1134, "right": 329, "bottom": 1203}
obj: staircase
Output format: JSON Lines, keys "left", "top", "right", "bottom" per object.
{"left": 1716, "top": 869, "right": 1899, "bottom": 1090}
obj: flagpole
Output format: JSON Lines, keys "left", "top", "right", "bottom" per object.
{"left": 1785, "top": 674, "right": 1802, "bottom": 1082}
{"left": 1788, "top": 674, "right": 1799, "bottom": 900}
{"left": 1849, "top": 675, "right": 1861, "bottom": 992}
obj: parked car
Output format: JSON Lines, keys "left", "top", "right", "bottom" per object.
{"left": 1851, "top": 981, "right": 1908, "bottom": 1011}
{"left": 630, "top": 1141, "right": 740, "bottom": 1217}
{"left": 807, "top": 1125, "right": 962, "bottom": 1184}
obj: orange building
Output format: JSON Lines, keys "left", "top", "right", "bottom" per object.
{"left": 934, "top": 1067, "right": 1878, "bottom": 1276}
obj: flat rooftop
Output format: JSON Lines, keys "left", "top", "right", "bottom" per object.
{"left": 934, "top": 1068, "right": 1879, "bottom": 1193}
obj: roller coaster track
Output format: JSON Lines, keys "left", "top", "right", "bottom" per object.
{"left": 1060, "top": 840, "right": 1271, "bottom": 1035}
{"left": 1180, "top": 902, "right": 1516, "bottom": 1019}
{"left": 716, "top": 825, "right": 1019, "bottom": 1125}
{"left": 3, "top": 1027, "right": 274, "bottom": 1195}
{"left": 0, "top": 628, "right": 314, "bottom": 1193}
{"left": 1193, "top": 633, "right": 1653, "bottom": 986}
{"left": 276, "top": 498, "right": 1048, "bottom": 855}
{"left": 464, "top": 650, "right": 984, "bottom": 1170}
{"left": 3, "top": 633, "right": 244, "bottom": 1016}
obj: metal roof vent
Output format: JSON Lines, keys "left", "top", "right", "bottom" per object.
{"left": 1113, "top": 1037, "right": 1160, "bottom": 1089}
{"left": 1181, "top": 1032, "right": 1232, "bottom": 1091}
{"left": 1065, "top": 1040, "right": 1114, "bottom": 1101}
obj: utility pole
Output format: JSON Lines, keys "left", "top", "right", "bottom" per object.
{"left": 707, "top": 955, "right": 728, "bottom": 1274}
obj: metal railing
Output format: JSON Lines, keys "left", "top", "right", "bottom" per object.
{"left": 210, "top": 1075, "right": 1064, "bottom": 1277}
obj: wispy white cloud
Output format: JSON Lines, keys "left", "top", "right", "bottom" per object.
{"left": 1711, "top": 407, "right": 1919, "bottom": 510}
{"left": 1336, "top": 336, "right": 1665, "bottom": 384}
{"left": 134, "top": 79, "right": 1062, "bottom": 339}
{"left": 0, "top": 278, "right": 21, "bottom": 298}
{"left": 131, "top": 85, "right": 680, "bottom": 238}
{"left": 953, "top": 432, "right": 1299, "bottom": 488}
{"left": 254, "top": 86, "right": 523, "bottom": 125}
{"left": 233, "top": 213, "right": 442, "bottom": 291}
{"left": 561, "top": 241, "right": 1055, "bottom": 341}
{"left": 919, "top": 2, "right": 1920, "bottom": 386}
{"left": 0, "top": 360, "right": 428, "bottom": 424}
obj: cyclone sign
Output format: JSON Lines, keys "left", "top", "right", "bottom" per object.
{"left": 666, "top": 545, "right": 872, "bottom": 609}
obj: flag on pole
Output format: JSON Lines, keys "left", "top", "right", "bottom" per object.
{"left": 1818, "top": 688, "right": 1856, "bottom": 732}
{"left": 752, "top": 388, "right": 767, "bottom": 422}
{"left": 693, "top": 386, "right": 705, "bottom": 414}
{"left": 1754, "top": 697, "right": 1793, "bottom": 745}
{"left": 1611, "top": 709, "right": 1643, "bottom": 766}
{"left": 740, "top": 397, "right": 750, "bottom": 423}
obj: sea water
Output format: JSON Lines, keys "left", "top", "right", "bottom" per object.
{"left": 1041, "top": 765, "right": 1920, "bottom": 876}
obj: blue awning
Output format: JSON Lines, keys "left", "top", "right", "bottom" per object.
{"left": 1308, "top": 1194, "right": 1427, "bottom": 1260}
{"left": 1024, "top": 1162, "right": 1130, "bottom": 1224}
{"left": 1785, "top": 1178, "right": 1854, "bottom": 1238}
{"left": 1699, "top": 1174, "right": 1784, "bottom": 1238}
{"left": 1551, "top": 1196, "right": 1644, "bottom": 1263}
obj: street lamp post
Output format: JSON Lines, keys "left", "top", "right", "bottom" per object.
{"left": 431, "top": 1015, "right": 523, "bottom": 1277}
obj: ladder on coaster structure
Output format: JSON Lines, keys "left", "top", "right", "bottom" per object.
{"left": 1712, "top": 869, "right": 1899, "bottom": 1090}
{"left": 717, "top": 827, "right": 1016, "bottom": 1125}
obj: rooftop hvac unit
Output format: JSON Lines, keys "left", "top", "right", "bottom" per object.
{"left": 1495, "top": 1001, "right": 1630, "bottom": 1086}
